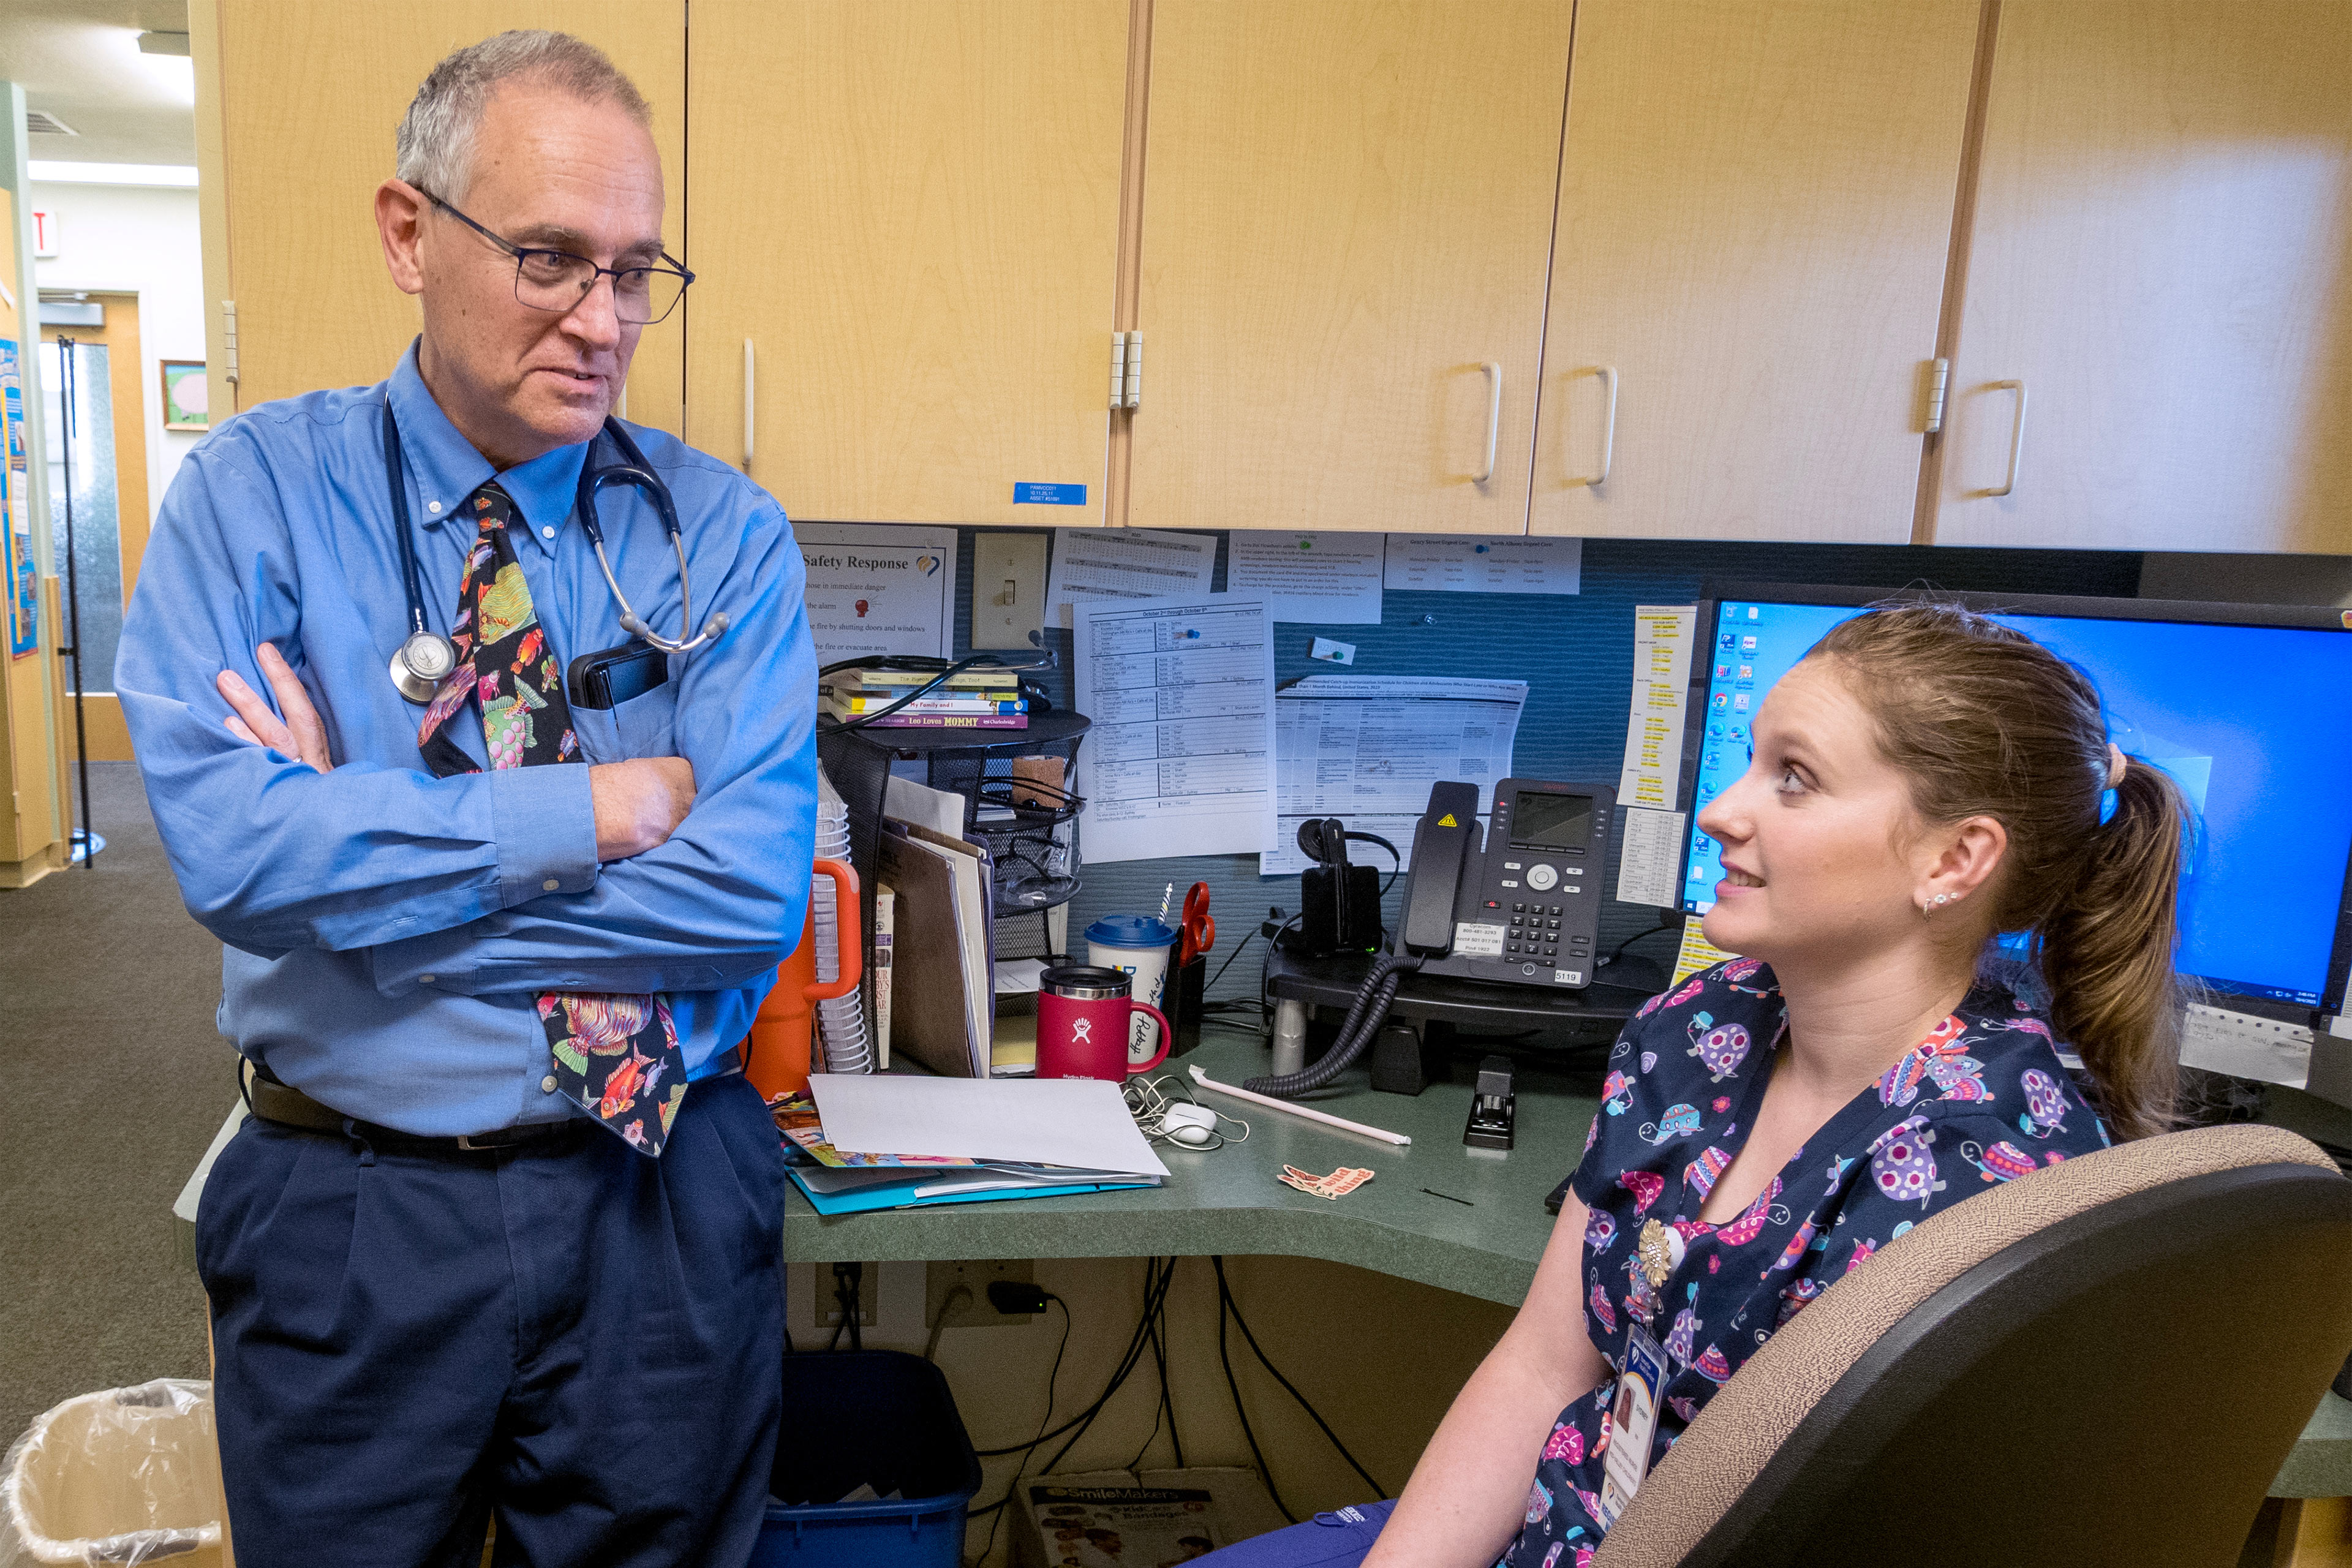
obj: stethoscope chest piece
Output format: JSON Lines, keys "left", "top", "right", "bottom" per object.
{"left": 391, "top": 628, "right": 461, "bottom": 704}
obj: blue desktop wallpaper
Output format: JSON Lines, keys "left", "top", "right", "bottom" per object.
{"left": 1686, "top": 601, "right": 2352, "bottom": 1006}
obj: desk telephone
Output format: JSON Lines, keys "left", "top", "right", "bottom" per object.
{"left": 1245, "top": 775, "right": 1616, "bottom": 1101}
{"left": 1398, "top": 777, "right": 1615, "bottom": 989}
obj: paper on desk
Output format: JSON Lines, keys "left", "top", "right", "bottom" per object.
{"left": 1049, "top": 528, "right": 1216, "bottom": 628}
{"left": 1074, "top": 593, "right": 1278, "bottom": 863}
{"left": 1614, "top": 805, "right": 1687, "bottom": 908}
{"left": 1261, "top": 674, "right": 1525, "bottom": 875}
{"left": 994, "top": 958, "right": 1047, "bottom": 994}
{"left": 796, "top": 522, "right": 957, "bottom": 664}
{"left": 1672, "top": 919, "right": 1737, "bottom": 985}
{"left": 1227, "top": 532, "right": 1384, "bottom": 624}
{"left": 1617, "top": 605, "right": 1697, "bottom": 811}
{"left": 808, "top": 1073, "right": 1170, "bottom": 1177}
{"left": 1382, "top": 535, "right": 1581, "bottom": 595}
{"left": 884, "top": 774, "right": 967, "bottom": 839}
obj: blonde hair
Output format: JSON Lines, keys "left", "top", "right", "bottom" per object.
{"left": 1811, "top": 603, "right": 2188, "bottom": 1140}
{"left": 396, "top": 31, "right": 650, "bottom": 203}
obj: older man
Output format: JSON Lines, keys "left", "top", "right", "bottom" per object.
{"left": 116, "top": 31, "right": 811, "bottom": 1566}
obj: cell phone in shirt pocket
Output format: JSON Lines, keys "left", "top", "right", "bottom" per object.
{"left": 567, "top": 639, "right": 677, "bottom": 761}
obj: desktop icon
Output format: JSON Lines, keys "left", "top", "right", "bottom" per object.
{"left": 1732, "top": 693, "right": 1751, "bottom": 712}
{"left": 1712, "top": 693, "right": 1730, "bottom": 711}
{"left": 1740, "top": 635, "right": 1758, "bottom": 652}
{"left": 1746, "top": 606, "right": 1760, "bottom": 620}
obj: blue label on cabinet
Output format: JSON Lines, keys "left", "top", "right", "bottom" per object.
{"left": 1013, "top": 482, "right": 1087, "bottom": 506}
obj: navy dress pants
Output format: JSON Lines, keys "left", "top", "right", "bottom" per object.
{"left": 196, "top": 1073, "right": 786, "bottom": 1568}
{"left": 1197, "top": 1501, "right": 1394, "bottom": 1565}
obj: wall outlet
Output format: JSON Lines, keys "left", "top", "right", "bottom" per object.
{"left": 786, "top": 1262, "right": 925, "bottom": 1348}
{"left": 971, "top": 533, "right": 1050, "bottom": 650}
{"left": 927, "top": 1259, "right": 1036, "bottom": 1329}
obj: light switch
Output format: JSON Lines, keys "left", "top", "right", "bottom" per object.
{"left": 971, "top": 532, "right": 1049, "bottom": 649}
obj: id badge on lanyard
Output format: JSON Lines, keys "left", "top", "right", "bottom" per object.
{"left": 1597, "top": 1323, "right": 1668, "bottom": 1529}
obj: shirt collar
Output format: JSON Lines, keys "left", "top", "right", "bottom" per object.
{"left": 386, "top": 340, "right": 590, "bottom": 552}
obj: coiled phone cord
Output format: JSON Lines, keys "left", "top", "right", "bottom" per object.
{"left": 1242, "top": 950, "right": 1422, "bottom": 1098}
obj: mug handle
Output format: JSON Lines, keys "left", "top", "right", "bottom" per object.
{"left": 1127, "top": 1001, "right": 1174, "bottom": 1074}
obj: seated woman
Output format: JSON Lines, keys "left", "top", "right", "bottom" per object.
{"left": 1202, "top": 603, "right": 2188, "bottom": 1567}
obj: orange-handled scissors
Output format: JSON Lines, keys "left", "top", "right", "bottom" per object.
{"left": 1178, "top": 881, "right": 1215, "bottom": 964}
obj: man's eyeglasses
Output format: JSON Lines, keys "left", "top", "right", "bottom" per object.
{"left": 421, "top": 189, "right": 693, "bottom": 326}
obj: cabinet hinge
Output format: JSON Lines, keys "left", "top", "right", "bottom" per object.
{"left": 222, "top": 300, "right": 239, "bottom": 385}
{"left": 1920, "top": 356, "right": 1949, "bottom": 434}
{"left": 1110, "top": 331, "right": 1142, "bottom": 410}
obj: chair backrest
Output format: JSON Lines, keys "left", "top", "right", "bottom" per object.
{"left": 1596, "top": 1125, "right": 2352, "bottom": 1568}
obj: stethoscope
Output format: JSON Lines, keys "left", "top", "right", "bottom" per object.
{"left": 382, "top": 401, "right": 729, "bottom": 703}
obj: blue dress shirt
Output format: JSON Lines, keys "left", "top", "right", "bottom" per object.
{"left": 118, "top": 343, "right": 816, "bottom": 1136}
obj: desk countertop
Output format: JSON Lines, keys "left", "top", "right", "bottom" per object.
{"left": 783, "top": 1031, "right": 1583, "bottom": 1306}
{"left": 783, "top": 1032, "right": 2352, "bottom": 1497}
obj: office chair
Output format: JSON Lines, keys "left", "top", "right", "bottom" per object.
{"left": 1594, "top": 1124, "right": 2352, "bottom": 1568}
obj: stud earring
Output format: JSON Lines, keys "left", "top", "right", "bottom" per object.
{"left": 1934, "top": 892, "right": 1950, "bottom": 905}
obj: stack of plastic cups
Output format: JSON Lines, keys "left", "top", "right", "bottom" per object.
{"left": 812, "top": 767, "right": 873, "bottom": 1074}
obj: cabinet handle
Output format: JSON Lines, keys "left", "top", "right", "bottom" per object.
{"left": 1473, "top": 362, "right": 1502, "bottom": 484}
{"left": 1567, "top": 365, "right": 1618, "bottom": 487}
{"left": 1983, "top": 379, "right": 2027, "bottom": 497}
{"left": 742, "top": 339, "right": 756, "bottom": 473}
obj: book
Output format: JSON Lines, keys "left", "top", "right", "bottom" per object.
{"left": 824, "top": 693, "right": 1027, "bottom": 715}
{"left": 840, "top": 667, "right": 1028, "bottom": 690}
{"left": 822, "top": 704, "right": 1030, "bottom": 729}
{"left": 872, "top": 883, "right": 895, "bottom": 1071}
{"left": 874, "top": 824, "right": 993, "bottom": 1077}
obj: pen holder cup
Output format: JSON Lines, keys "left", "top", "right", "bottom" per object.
{"left": 745, "top": 858, "right": 861, "bottom": 1102}
{"left": 1164, "top": 954, "right": 1208, "bottom": 1061}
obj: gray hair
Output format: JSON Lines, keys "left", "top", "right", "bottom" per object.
{"left": 394, "top": 30, "right": 650, "bottom": 202}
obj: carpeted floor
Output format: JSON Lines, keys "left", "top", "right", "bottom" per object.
{"left": 0, "top": 762, "right": 230, "bottom": 1445}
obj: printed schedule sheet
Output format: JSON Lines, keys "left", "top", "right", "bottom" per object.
{"left": 1073, "top": 595, "right": 1278, "bottom": 863}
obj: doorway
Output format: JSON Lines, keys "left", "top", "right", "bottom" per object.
{"left": 40, "top": 292, "right": 149, "bottom": 763}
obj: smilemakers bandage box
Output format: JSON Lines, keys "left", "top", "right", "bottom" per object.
{"left": 1012, "top": 1468, "right": 1286, "bottom": 1568}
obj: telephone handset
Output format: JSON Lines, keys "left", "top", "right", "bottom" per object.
{"left": 1396, "top": 777, "right": 1616, "bottom": 989}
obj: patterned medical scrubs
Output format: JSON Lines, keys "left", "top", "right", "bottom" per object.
{"left": 1504, "top": 959, "right": 2112, "bottom": 1565}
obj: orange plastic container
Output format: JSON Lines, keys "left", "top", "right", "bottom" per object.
{"left": 745, "top": 858, "right": 861, "bottom": 1102}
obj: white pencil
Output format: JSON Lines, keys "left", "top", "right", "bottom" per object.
{"left": 1188, "top": 1065, "right": 1413, "bottom": 1146}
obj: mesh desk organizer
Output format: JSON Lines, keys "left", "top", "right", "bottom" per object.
{"left": 815, "top": 704, "right": 1091, "bottom": 1049}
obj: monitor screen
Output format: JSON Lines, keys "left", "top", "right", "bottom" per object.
{"left": 1683, "top": 588, "right": 2352, "bottom": 1010}
{"left": 1513, "top": 791, "right": 1594, "bottom": 851}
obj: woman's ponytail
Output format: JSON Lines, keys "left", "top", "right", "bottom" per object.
{"left": 2037, "top": 758, "right": 2192, "bottom": 1142}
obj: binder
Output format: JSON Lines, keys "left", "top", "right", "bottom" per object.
{"left": 874, "top": 824, "right": 993, "bottom": 1077}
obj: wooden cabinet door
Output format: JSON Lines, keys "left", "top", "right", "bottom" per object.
{"left": 1929, "top": 1, "right": 2352, "bottom": 553}
{"left": 685, "top": 1, "right": 1129, "bottom": 527}
{"left": 1529, "top": 0, "right": 1980, "bottom": 543}
{"left": 208, "top": 1, "right": 687, "bottom": 435}
{"left": 1127, "top": 0, "right": 1573, "bottom": 535}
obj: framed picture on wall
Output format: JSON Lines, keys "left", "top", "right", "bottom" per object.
{"left": 160, "top": 360, "right": 208, "bottom": 431}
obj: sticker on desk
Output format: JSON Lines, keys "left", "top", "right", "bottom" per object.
{"left": 1280, "top": 1164, "right": 1376, "bottom": 1200}
{"left": 1014, "top": 481, "right": 1087, "bottom": 505}
{"left": 1452, "top": 921, "right": 1506, "bottom": 957}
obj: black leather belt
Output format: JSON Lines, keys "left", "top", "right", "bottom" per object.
{"left": 239, "top": 1048, "right": 745, "bottom": 1155}
{"left": 243, "top": 1066, "right": 581, "bottom": 1153}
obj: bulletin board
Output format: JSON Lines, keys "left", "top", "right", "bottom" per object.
{"left": 900, "top": 529, "right": 2144, "bottom": 1014}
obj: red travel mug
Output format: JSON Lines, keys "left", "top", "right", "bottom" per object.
{"left": 1036, "top": 966, "right": 1171, "bottom": 1081}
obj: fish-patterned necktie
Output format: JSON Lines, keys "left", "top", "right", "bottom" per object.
{"left": 415, "top": 480, "right": 687, "bottom": 1156}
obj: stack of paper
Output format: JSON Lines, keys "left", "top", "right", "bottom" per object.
{"left": 778, "top": 1075, "right": 1169, "bottom": 1215}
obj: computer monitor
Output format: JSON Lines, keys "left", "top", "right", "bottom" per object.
{"left": 1679, "top": 583, "right": 2352, "bottom": 1017}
